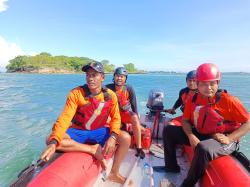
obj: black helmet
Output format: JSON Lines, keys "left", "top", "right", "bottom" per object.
{"left": 114, "top": 67, "right": 128, "bottom": 76}
{"left": 186, "top": 70, "right": 196, "bottom": 80}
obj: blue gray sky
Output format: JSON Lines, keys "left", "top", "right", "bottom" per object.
{"left": 0, "top": 0, "right": 250, "bottom": 72}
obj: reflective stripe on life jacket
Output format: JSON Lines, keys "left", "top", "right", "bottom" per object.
{"left": 191, "top": 90, "right": 241, "bottom": 135}
{"left": 71, "top": 84, "right": 112, "bottom": 130}
{"left": 116, "top": 86, "right": 131, "bottom": 112}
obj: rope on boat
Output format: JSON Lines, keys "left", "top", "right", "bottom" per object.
{"left": 10, "top": 159, "right": 44, "bottom": 187}
{"left": 122, "top": 156, "right": 141, "bottom": 187}
{"left": 149, "top": 166, "right": 154, "bottom": 187}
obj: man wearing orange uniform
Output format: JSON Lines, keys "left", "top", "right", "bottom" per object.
{"left": 40, "top": 62, "right": 131, "bottom": 184}
{"left": 163, "top": 63, "right": 250, "bottom": 187}
{"left": 106, "top": 67, "right": 145, "bottom": 159}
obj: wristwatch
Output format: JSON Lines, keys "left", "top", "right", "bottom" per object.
{"left": 49, "top": 139, "right": 58, "bottom": 146}
{"left": 111, "top": 132, "right": 118, "bottom": 140}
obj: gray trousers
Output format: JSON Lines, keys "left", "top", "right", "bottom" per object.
{"left": 163, "top": 125, "right": 237, "bottom": 187}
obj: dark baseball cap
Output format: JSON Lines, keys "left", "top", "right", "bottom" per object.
{"left": 82, "top": 61, "right": 104, "bottom": 73}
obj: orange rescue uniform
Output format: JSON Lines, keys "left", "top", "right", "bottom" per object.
{"left": 183, "top": 92, "right": 250, "bottom": 126}
{"left": 49, "top": 86, "right": 121, "bottom": 144}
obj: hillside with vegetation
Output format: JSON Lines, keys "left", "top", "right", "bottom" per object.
{"left": 6, "top": 53, "right": 142, "bottom": 74}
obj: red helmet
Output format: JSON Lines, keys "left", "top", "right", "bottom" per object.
{"left": 196, "top": 63, "right": 221, "bottom": 81}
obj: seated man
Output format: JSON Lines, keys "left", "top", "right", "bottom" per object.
{"left": 40, "top": 62, "right": 131, "bottom": 184}
{"left": 166, "top": 70, "right": 197, "bottom": 126}
{"left": 106, "top": 67, "right": 145, "bottom": 159}
{"left": 163, "top": 63, "right": 250, "bottom": 187}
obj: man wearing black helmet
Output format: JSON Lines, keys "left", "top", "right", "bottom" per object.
{"left": 165, "top": 70, "right": 197, "bottom": 126}
{"left": 154, "top": 70, "right": 197, "bottom": 173}
{"left": 106, "top": 67, "right": 145, "bottom": 159}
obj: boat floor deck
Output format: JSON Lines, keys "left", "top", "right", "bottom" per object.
{"left": 93, "top": 142, "right": 197, "bottom": 187}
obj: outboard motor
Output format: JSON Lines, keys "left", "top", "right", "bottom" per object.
{"left": 141, "top": 89, "right": 167, "bottom": 139}
{"left": 146, "top": 89, "right": 164, "bottom": 111}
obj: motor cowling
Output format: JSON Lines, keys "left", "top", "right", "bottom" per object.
{"left": 146, "top": 89, "right": 164, "bottom": 111}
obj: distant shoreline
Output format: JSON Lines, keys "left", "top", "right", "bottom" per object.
{"left": 3, "top": 69, "right": 250, "bottom": 75}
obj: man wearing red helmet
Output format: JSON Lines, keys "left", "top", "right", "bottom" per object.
{"left": 162, "top": 63, "right": 250, "bottom": 187}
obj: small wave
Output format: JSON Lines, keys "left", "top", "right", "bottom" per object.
{"left": 0, "top": 85, "right": 26, "bottom": 91}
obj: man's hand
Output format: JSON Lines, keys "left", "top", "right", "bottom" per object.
{"left": 102, "top": 136, "right": 116, "bottom": 156}
{"left": 40, "top": 144, "right": 56, "bottom": 162}
{"left": 165, "top": 108, "right": 176, "bottom": 115}
{"left": 188, "top": 134, "right": 200, "bottom": 149}
{"left": 213, "top": 133, "right": 232, "bottom": 144}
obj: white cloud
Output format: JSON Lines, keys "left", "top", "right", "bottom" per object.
{"left": 0, "top": 0, "right": 8, "bottom": 12}
{"left": 0, "top": 36, "right": 23, "bottom": 71}
{"left": 135, "top": 41, "right": 250, "bottom": 72}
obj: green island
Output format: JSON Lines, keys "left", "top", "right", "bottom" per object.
{"left": 6, "top": 52, "right": 145, "bottom": 74}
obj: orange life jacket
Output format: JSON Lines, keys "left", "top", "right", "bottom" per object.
{"left": 191, "top": 90, "right": 241, "bottom": 135}
{"left": 180, "top": 89, "right": 197, "bottom": 112}
{"left": 116, "top": 86, "right": 131, "bottom": 112}
{"left": 71, "top": 85, "right": 112, "bottom": 130}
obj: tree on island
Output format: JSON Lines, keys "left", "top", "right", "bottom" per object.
{"left": 6, "top": 53, "right": 140, "bottom": 73}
